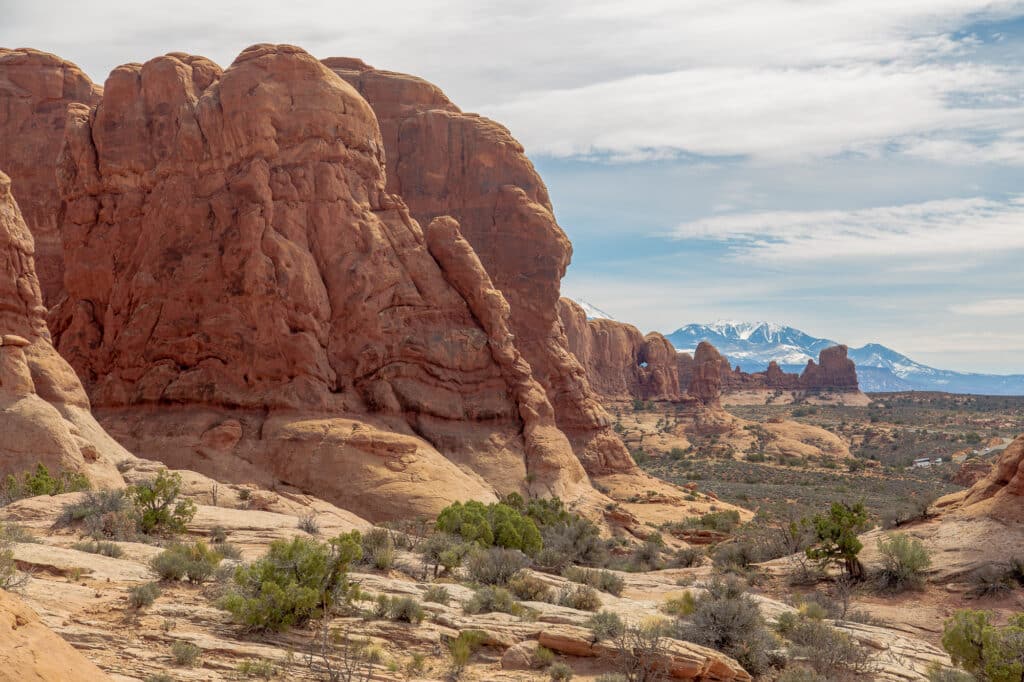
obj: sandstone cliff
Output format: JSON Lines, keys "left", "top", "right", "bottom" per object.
{"left": 0, "top": 169, "right": 126, "bottom": 487}
{"left": 49, "top": 45, "right": 597, "bottom": 520}
{"left": 0, "top": 49, "right": 101, "bottom": 305}
{"left": 942, "top": 433, "right": 1024, "bottom": 521}
{"left": 325, "top": 61, "right": 634, "bottom": 474}
{"left": 559, "top": 298, "right": 681, "bottom": 403}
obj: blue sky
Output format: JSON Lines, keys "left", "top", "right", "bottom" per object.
{"left": 4, "top": 1, "right": 1024, "bottom": 372}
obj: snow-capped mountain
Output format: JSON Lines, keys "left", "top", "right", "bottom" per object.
{"left": 667, "top": 321, "right": 1024, "bottom": 395}
{"left": 572, "top": 299, "right": 614, "bottom": 320}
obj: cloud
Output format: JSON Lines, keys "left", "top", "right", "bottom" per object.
{"left": 950, "top": 298, "right": 1024, "bottom": 315}
{"left": 671, "top": 196, "right": 1024, "bottom": 263}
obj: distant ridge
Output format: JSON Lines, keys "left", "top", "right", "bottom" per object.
{"left": 667, "top": 321, "right": 1024, "bottom": 395}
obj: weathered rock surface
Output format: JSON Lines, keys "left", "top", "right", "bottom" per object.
{"left": 0, "top": 169, "right": 127, "bottom": 487}
{"left": 327, "top": 61, "right": 635, "bottom": 475}
{"left": 0, "top": 48, "right": 101, "bottom": 305}
{"left": 0, "top": 589, "right": 114, "bottom": 682}
{"left": 560, "top": 297, "right": 681, "bottom": 402}
{"left": 942, "top": 434, "right": 1024, "bottom": 521}
{"left": 686, "top": 341, "right": 728, "bottom": 407}
{"left": 50, "top": 44, "right": 594, "bottom": 520}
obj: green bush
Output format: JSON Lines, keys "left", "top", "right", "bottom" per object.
{"left": 670, "top": 547, "right": 704, "bottom": 568}
{"left": 151, "top": 542, "right": 222, "bottom": 583}
{"left": 806, "top": 502, "right": 869, "bottom": 580}
{"left": 419, "top": 532, "right": 470, "bottom": 578}
{"left": 662, "top": 591, "right": 696, "bottom": 617}
{"left": 508, "top": 571, "right": 554, "bottom": 602}
{"left": 436, "top": 500, "right": 542, "bottom": 555}
{"left": 377, "top": 595, "right": 425, "bottom": 624}
{"left": 463, "top": 585, "right": 520, "bottom": 615}
{"left": 502, "top": 495, "right": 609, "bottom": 570}
{"left": 0, "top": 522, "right": 27, "bottom": 590}
{"left": 170, "top": 640, "right": 202, "bottom": 667}
{"left": 220, "top": 532, "right": 362, "bottom": 631}
{"left": 1, "top": 463, "right": 89, "bottom": 505}
{"left": 533, "top": 645, "right": 556, "bottom": 668}
{"left": 423, "top": 584, "right": 451, "bottom": 605}
{"left": 942, "top": 610, "right": 1024, "bottom": 682}
{"left": 557, "top": 584, "right": 602, "bottom": 611}
{"left": 586, "top": 610, "right": 625, "bottom": 641}
{"left": 129, "top": 471, "right": 196, "bottom": 536}
{"left": 60, "top": 489, "right": 128, "bottom": 525}
{"left": 465, "top": 547, "right": 530, "bottom": 585}
{"left": 361, "top": 527, "right": 396, "bottom": 571}
{"left": 236, "top": 658, "right": 278, "bottom": 679}
{"left": 72, "top": 540, "right": 123, "bottom": 558}
{"left": 562, "top": 566, "right": 624, "bottom": 596}
{"left": 129, "top": 582, "right": 162, "bottom": 609}
{"left": 448, "top": 629, "right": 487, "bottom": 679}
{"left": 684, "top": 509, "right": 741, "bottom": 533}
{"left": 875, "top": 533, "right": 931, "bottom": 592}
{"left": 673, "top": 577, "right": 774, "bottom": 676}
{"left": 549, "top": 661, "right": 574, "bottom": 680}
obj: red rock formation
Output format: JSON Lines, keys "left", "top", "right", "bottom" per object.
{"left": 679, "top": 344, "right": 859, "bottom": 396}
{"left": 50, "top": 45, "right": 593, "bottom": 520}
{"left": 955, "top": 434, "right": 1024, "bottom": 521}
{"left": 800, "top": 344, "right": 859, "bottom": 391}
{"left": 0, "top": 49, "right": 101, "bottom": 305}
{"left": 0, "top": 169, "right": 126, "bottom": 486}
{"left": 688, "top": 342, "right": 727, "bottom": 406}
{"left": 325, "top": 60, "right": 633, "bottom": 474}
{"left": 559, "top": 298, "right": 681, "bottom": 402}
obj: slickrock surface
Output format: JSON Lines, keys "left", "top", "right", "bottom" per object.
{"left": 559, "top": 297, "right": 681, "bottom": 402}
{"left": 50, "top": 44, "right": 595, "bottom": 520}
{"left": 0, "top": 589, "right": 114, "bottom": 682}
{"left": 0, "top": 169, "right": 127, "bottom": 486}
{"left": 0, "top": 48, "right": 102, "bottom": 305}
{"left": 939, "top": 433, "right": 1024, "bottom": 522}
{"left": 327, "top": 61, "right": 635, "bottom": 475}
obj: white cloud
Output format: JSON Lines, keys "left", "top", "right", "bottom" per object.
{"left": 672, "top": 196, "right": 1024, "bottom": 263}
{"left": 950, "top": 298, "right": 1024, "bottom": 315}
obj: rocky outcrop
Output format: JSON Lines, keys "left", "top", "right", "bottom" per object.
{"left": 49, "top": 45, "right": 595, "bottom": 520}
{"left": 686, "top": 341, "right": 728, "bottom": 407}
{"left": 326, "top": 61, "right": 634, "bottom": 474}
{"left": 0, "top": 589, "right": 114, "bottom": 682}
{"left": 559, "top": 298, "right": 681, "bottom": 402}
{"left": 0, "top": 49, "right": 101, "bottom": 305}
{"left": 800, "top": 344, "right": 859, "bottom": 391}
{"left": 0, "top": 169, "right": 126, "bottom": 487}
{"left": 949, "top": 434, "right": 1024, "bottom": 521}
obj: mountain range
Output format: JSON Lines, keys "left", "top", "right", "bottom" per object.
{"left": 665, "top": 320, "right": 1024, "bottom": 395}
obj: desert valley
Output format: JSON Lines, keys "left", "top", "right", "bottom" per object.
{"left": 0, "top": 27, "right": 1023, "bottom": 682}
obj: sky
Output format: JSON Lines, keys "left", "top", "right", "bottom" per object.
{"left": 3, "top": 1, "right": 1024, "bottom": 373}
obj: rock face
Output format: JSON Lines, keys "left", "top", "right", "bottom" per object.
{"left": 0, "top": 169, "right": 126, "bottom": 487}
{"left": 0, "top": 589, "right": 114, "bottom": 682}
{"left": 50, "top": 45, "right": 594, "bottom": 520}
{"left": 678, "top": 344, "right": 860, "bottom": 397}
{"left": 800, "top": 344, "right": 859, "bottom": 391}
{"left": 559, "top": 298, "right": 681, "bottom": 402}
{"left": 953, "top": 434, "right": 1024, "bottom": 521}
{"left": 326, "top": 61, "right": 634, "bottom": 474}
{"left": 0, "top": 49, "right": 101, "bottom": 305}
{"left": 686, "top": 341, "right": 728, "bottom": 407}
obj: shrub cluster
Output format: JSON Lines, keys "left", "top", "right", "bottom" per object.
{"left": 151, "top": 542, "right": 223, "bottom": 583}
{"left": 436, "top": 500, "right": 542, "bottom": 555}
{"left": 562, "top": 566, "right": 624, "bottom": 596}
{"left": 1, "top": 464, "right": 89, "bottom": 505}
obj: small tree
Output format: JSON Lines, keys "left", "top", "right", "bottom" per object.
{"left": 806, "top": 502, "right": 869, "bottom": 580}
{"left": 875, "top": 533, "right": 931, "bottom": 592}
{"left": 129, "top": 470, "right": 196, "bottom": 535}
{"left": 612, "top": 620, "right": 670, "bottom": 682}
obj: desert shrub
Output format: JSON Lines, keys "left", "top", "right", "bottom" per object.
{"left": 662, "top": 591, "right": 696, "bottom": 617}
{"left": 670, "top": 547, "right": 704, "bottom": 568}
{"left": 463, "top": 585, "right": 520, "bottom": 615}
{"left": 968, "top": 565, "right": 1015, "bottom": 598}
{"left": 209, "top": 525, "right": 227, "bottom": 543}
{"left": 1, "top": 463, "right": 89, "bottom": 505}
{"left": 806, "top": 502, "right": 869, "bottom": 580}
{"left": 508, "top": 571, "right": 554, "bottom": 602}
{"left": 549, "top": 662, "right": 574, "bottom": 681}
{"left": 925, "top": 663, "right": 976, "bottom": 682}
{"left": 0, "top": 522, "right": 27, "bottom": 590}
{"left": 72, "top": 540, "right": 123, "bottom": 558}
{"left": 586, "top": 610, "right": 625, "bottom": 641}
{"left": 776, "top": 667, "right": 828, "bottom": 682}
{"left": 448, "top": 629, "right": 487, "bottom": 679}
{"left": 875, "top": 533, "right": 931, "bottom": 592}
{"left": 781, "top": 613, "right": 871, "bottom": 678}
{"left": 557, "top": 584, "right": 602, "bottom": 611}
{"left": 217, "top": 542, "right": 243, "bottom": 561}
{"left": 220, "top": 532, "right": 362, "bottom": 631}
{"left": 465, "top": 546, "right": 530, "bottom": 585}
{"left": 298, "top": 513, "right": 320, "bottom": 535}
{"left": 563, "top": 566, "right": 624, "bottom": 596}
{"left": 419, "top": 532, "right": 470, "bottom": 578}
{"left": 685, "top": 509, "right": 741, "bottom": 533}
{"left": 712, "top": 541, "right": 757, "bottom": 573}
{"left": 423, "top": 584, "right": 451, "bottom": 605}
{"left": 60, "top": 489, "right": 128, "bottom": 525}
{"left": 377, "top": 595, "right": 425, "bottom": 624}
{"left": 532, "top": 645, "right": 556, "bottom": 668}
{"left": 610, "top": 620, "right": 672, "bottom": 681}
{"left": 129, "top": 470, "right": 196, "bottom": 536}
{"left": 504, "top": 495, "right": 608, "bottom": 570}
{"left": 171, "top": 640, "right": 202, "bottom": 667}
{"left": 628, "top": 537, "right": 664, "bottom": 571}
{"left": 673, "top": 577, "right": 774, "bottom": 675}
{"left": 436, "top": 500, "right": 542, "bottom": 555}
{"left": 361, "top": 527, "right": 396, "bottom": 571}
{"left": 236, "top": 658, "right": 278, "bottom": 679}
{"left": 151, "top": 542, "right": 222, "bottom": 583}
{"left": 129, "top": 581, "right": 162, "bottom": 609}
{"left": 942, "top": 610, "right": 1024, "bottom": 682}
